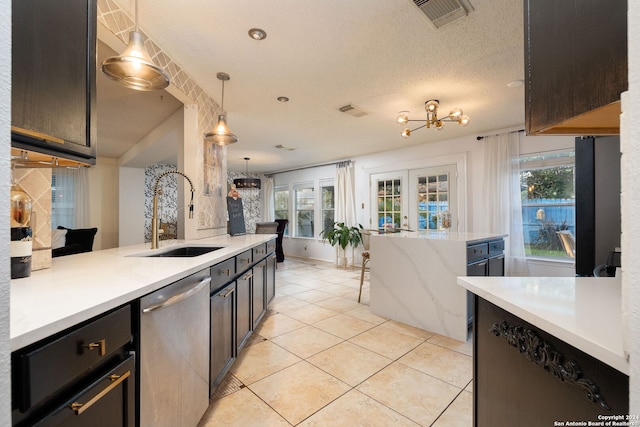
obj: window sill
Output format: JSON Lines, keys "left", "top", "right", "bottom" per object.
{"left": 526, "top": 255, "right": 575, "bottom": 265}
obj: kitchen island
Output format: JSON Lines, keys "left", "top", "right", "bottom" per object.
{"left": 458, "top": 275, "right": 628, "bottom": 426}
{"left": 369, "top": 231, "right": 505, "bottom": 342}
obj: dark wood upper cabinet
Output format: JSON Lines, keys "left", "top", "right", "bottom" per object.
{"left": 524, "top": 0, "right": 627, "bottom": 136}
{"left": 12, "top": 0, "right": 97, "bottom": 165}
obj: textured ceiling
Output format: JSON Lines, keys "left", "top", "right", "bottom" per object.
{"left": 100, "top": 0, "right": 525, "bottom": 173}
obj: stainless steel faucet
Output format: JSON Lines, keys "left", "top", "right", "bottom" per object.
{"left": 151, "top": 170, "right": 195, "bottom": 249}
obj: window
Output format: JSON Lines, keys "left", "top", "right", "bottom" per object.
{"left": 274, "top": 188, "right": 289, "bottom": 236}
{"left": 376, "top": 178, "right": 401, "bottom": 229}
{"left": 520, "top": 151, "right": 575, "bottom": 258}
{"left": 51, "top": 170, "right": 77, "bottom": 229}
{"left": 295, "top": 184, "right": 315, "bottom": 238}
{"left": 321, "top": 182, "right": 335, "bottom": 232}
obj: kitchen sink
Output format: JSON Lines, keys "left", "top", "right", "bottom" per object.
{"left": 132, "top": 246, "right": 224, "bottom": 258}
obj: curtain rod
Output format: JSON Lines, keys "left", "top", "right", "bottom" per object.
{"left": 266, "top": 159, "right": 351, "bottom": 177}
{"left": 476, "top": 128, "right": 524, "bottom": 141}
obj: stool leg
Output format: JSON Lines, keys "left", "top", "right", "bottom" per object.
{"left": 358, "top": 255, "right": 369, "bottom": 303}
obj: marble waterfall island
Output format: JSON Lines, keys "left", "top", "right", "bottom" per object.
{"left": 369, "top": 231, "right": 506, "bottom": 342}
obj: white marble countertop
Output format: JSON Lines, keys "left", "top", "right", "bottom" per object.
{"left": 10, "top": 234, "right": 275, "bottom": 352}
{"left": 371, "top": 230, "right": 507, "bottom": 243}
{"left": 457, "top": 276, "right": 628, "bottom": 374}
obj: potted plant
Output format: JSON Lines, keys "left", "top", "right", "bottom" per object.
{"left": 320, "top": 222, "right": 363, "bottom": 268}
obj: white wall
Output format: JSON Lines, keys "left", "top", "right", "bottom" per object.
{"left": 275, "top": 129, "right": 575, "bottom": 276}
{"left": 118, "top": 167, "right": 145, "bottom": 246}
{"left": 626, "top": 0, "right": 640, "bottom": 414}
{"left": 0, "top": 0, "right": 11, "bottom": 421}
{"left": 87, "top": 157, "right": 119, "bottom": 249}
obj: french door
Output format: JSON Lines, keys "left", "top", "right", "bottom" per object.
{"left": 370, "top": 165, "right": 458, "bottom": 232}
{"left": 408, "top": 165, "right": 458, "bottom": 232}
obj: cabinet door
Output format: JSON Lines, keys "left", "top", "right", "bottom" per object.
{"left": 265, "top": 254, "right": 276, "bottom": 304}
{"left": 12, "top": 0, "right": 96, "bottom": 163}
{"left": 467, "top": 260, "right": 488, "bottom": 276}
{"left": 252, "top": 261, "right": 266, "bottom": 329}
{"left": 488, "top": 255, "right": 505, "bottom": 277}
{"left": 210, "top": 283, "right": 235, "bottom": 392}
{"left": 236, "top": 271, "right": 252, "bottom": 352}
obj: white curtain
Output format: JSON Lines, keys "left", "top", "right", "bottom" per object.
{"left": 335, "top": 161, "right": 356, "bottom": 226}
{"left": 483, "top": 132, "right": 529, "bottom": 276}
{"left": 262, "top": 176, "right": 275, "bottom": 221}
{"left": 52, "top": 167, "right": 90, "bottom": 228}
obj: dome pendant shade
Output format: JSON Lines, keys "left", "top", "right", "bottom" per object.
{"left": 101, "top": 31, "right": 170, "bottom": 91}
{"left": 205, "top": 72, "right": 238, "bottom": 145}
{"left": 204, "top": 114, "right": 238, "bottom": 145}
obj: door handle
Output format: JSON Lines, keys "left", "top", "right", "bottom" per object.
{"left": 70, "top": 370, "right": 131, "bottom": 415}
{"left": 82, "top": 339, "right": 106, "bottom": 357}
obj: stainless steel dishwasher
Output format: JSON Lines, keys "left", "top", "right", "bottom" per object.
{"left": 139, "top": 269, "right": 211, "bottom": 427}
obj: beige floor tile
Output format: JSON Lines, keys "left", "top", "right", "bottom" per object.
{"left": 284, "top": 303, "right": 339, "bottom": 324}
{"left": 268, "top": 295, "right": 310, "bottom": 313}
{"left": 307, "top": 341, "right": 392, "bottom": 386}
{"left": 318, "top": 283, "right": 355, "bottom": 296}
{"left": 290, "top": 289, "right": 335, "bottom": 303}
{"left": 276, "top": 283, "right": 310, "bottom": 296}
{"left": 313, "top": 313, "right": 377, "bottom": 340}
{"left": 428, "top": 333, "right": 473, "bottom": 357}
{"left": 314, "top": 296, "right": 362, "bottom": 313}
{"left": 230, "top": 340, "right": 301, "bottom": 385}
{"left": 357, "top": 362, "right": 462, "bottom": 426}
{"left": 249, "top": 361, "right": 351, "bottom": 425}
{"left": 197, "top": 387, "right": 290, "bottom": 426}
{"left": 298, "top": 389, "right": 419, "bottom": 427}
{"left": 379, "top": 320, "right": 435, "bottom": 340}
{"left": 432, "top": 390, "right": 473, "bottom": 427}
{"left": 349, "top": 324, "right": 423, "bottom": 360}
{"left": 344, "top": 305, "right": 387, "bottom": 324}
{"left": 271, "top": 325, "right": 344, "bottom": 358}
{"left": 254, "top": 313, "right": 306, "bottom": 339}
{"left": 398, "top": 342, "right": 472, "bottom": 389}
{"left": 322, "top": 273, "right": 355, "bottom": 284}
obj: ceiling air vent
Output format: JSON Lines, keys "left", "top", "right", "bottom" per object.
{"left": 413, "top": 0, "right": 474, "bottom": 29}
{"left": 338, "top": 104, "right": 368, "bottom": 118}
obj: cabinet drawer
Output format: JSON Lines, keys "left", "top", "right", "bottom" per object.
{"left": 489, "top": 239, "right": 504, "bottom": 256}
{"left": 467, "top": 243, "right": 489, "bottom": 263}
{"left": 236, "top": 250, "right": 253, "bottom": 271}
{"left": 467, "top": 260, "right": 488, "bottom": 276}
{"left": 210, "top": 258, "right": 235, "bottom": 290}
{"left": 266, "top": 239, "right": 276, "bottom": 254}
{"left": 252, "top": 243, "right": 267, "bottom": 261}
{"left": 14, "top": 305, "right": 131, "bottom": 411}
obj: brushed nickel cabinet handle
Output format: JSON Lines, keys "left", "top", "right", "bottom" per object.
{"left": 70, "top": 370, "right": 131, "bottom": 415}
{"left": 83, "top": 339, "right": 106, "bottom": 356}
{"left": 221, "top": 287, "right": 235, "bottom": 298}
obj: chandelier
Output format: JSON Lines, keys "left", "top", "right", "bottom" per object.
{"left": 396, "top": 99, "right": 470, "bottom": 138}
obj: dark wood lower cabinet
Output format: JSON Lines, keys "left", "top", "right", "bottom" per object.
{"left": 252, "top": 261, "right": 266, "bottom": 329}
{"left": 210, "top": 282, "right": 236, "bottom": 392}
{"left": 474, "top": 297, "right": 628, "bottom": 426}
{"left": 266, "top": 253, "right": 276, "bottom": 304}
{"left": 236, "top": 271, "right": 252, "bottom": 353}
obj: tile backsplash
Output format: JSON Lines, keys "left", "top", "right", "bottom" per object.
{"left": 13, "top": 167, "right": 52, "bottom": 271}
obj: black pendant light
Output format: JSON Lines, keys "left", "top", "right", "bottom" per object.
{"left": 101, "top": 0, "right": 170, "bottom": 91}
{"left": 234, "top": 157, "right": 261, "bottom": 189}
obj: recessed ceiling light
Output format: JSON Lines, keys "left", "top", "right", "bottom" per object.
{"left": 277, "top": 96, "right": 289, "bottom": 102}
{"left": 248, "top": 28, "right": 267, "bottom": 40}
{"left": 507, "top": 79, "right": 524, "bottom": 88}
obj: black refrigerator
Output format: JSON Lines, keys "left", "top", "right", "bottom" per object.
{"left": 574, "top": 136, "right": 621, "bottom": 276}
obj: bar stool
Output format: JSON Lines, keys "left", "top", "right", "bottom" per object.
{"left": 358, "top": 230, "right": 371, "bottom": 303}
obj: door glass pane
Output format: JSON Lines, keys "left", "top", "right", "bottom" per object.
{"left": 376, "top": 178, "right": 402, "bottom": 229}
{"left": 416, "top": 172, "right": 450, "bottom": 230}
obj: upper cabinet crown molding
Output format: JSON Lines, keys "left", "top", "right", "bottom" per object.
{"left": 524, "top": 0, "right": 627, "bottom": 136}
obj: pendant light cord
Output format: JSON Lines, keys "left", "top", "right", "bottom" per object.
{"left": 220, "top": 80, "right": 225, "bottom": 113}
{"left": 134, "top": 0, "right": 139, "bottom": 31}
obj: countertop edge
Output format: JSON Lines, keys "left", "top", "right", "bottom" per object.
{"left": 457, "top": 276, "right": 629, "bottom": 375}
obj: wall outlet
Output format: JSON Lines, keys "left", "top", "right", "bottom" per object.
{"left": 303, "top": 244, "right": 307, "bottom": 250}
